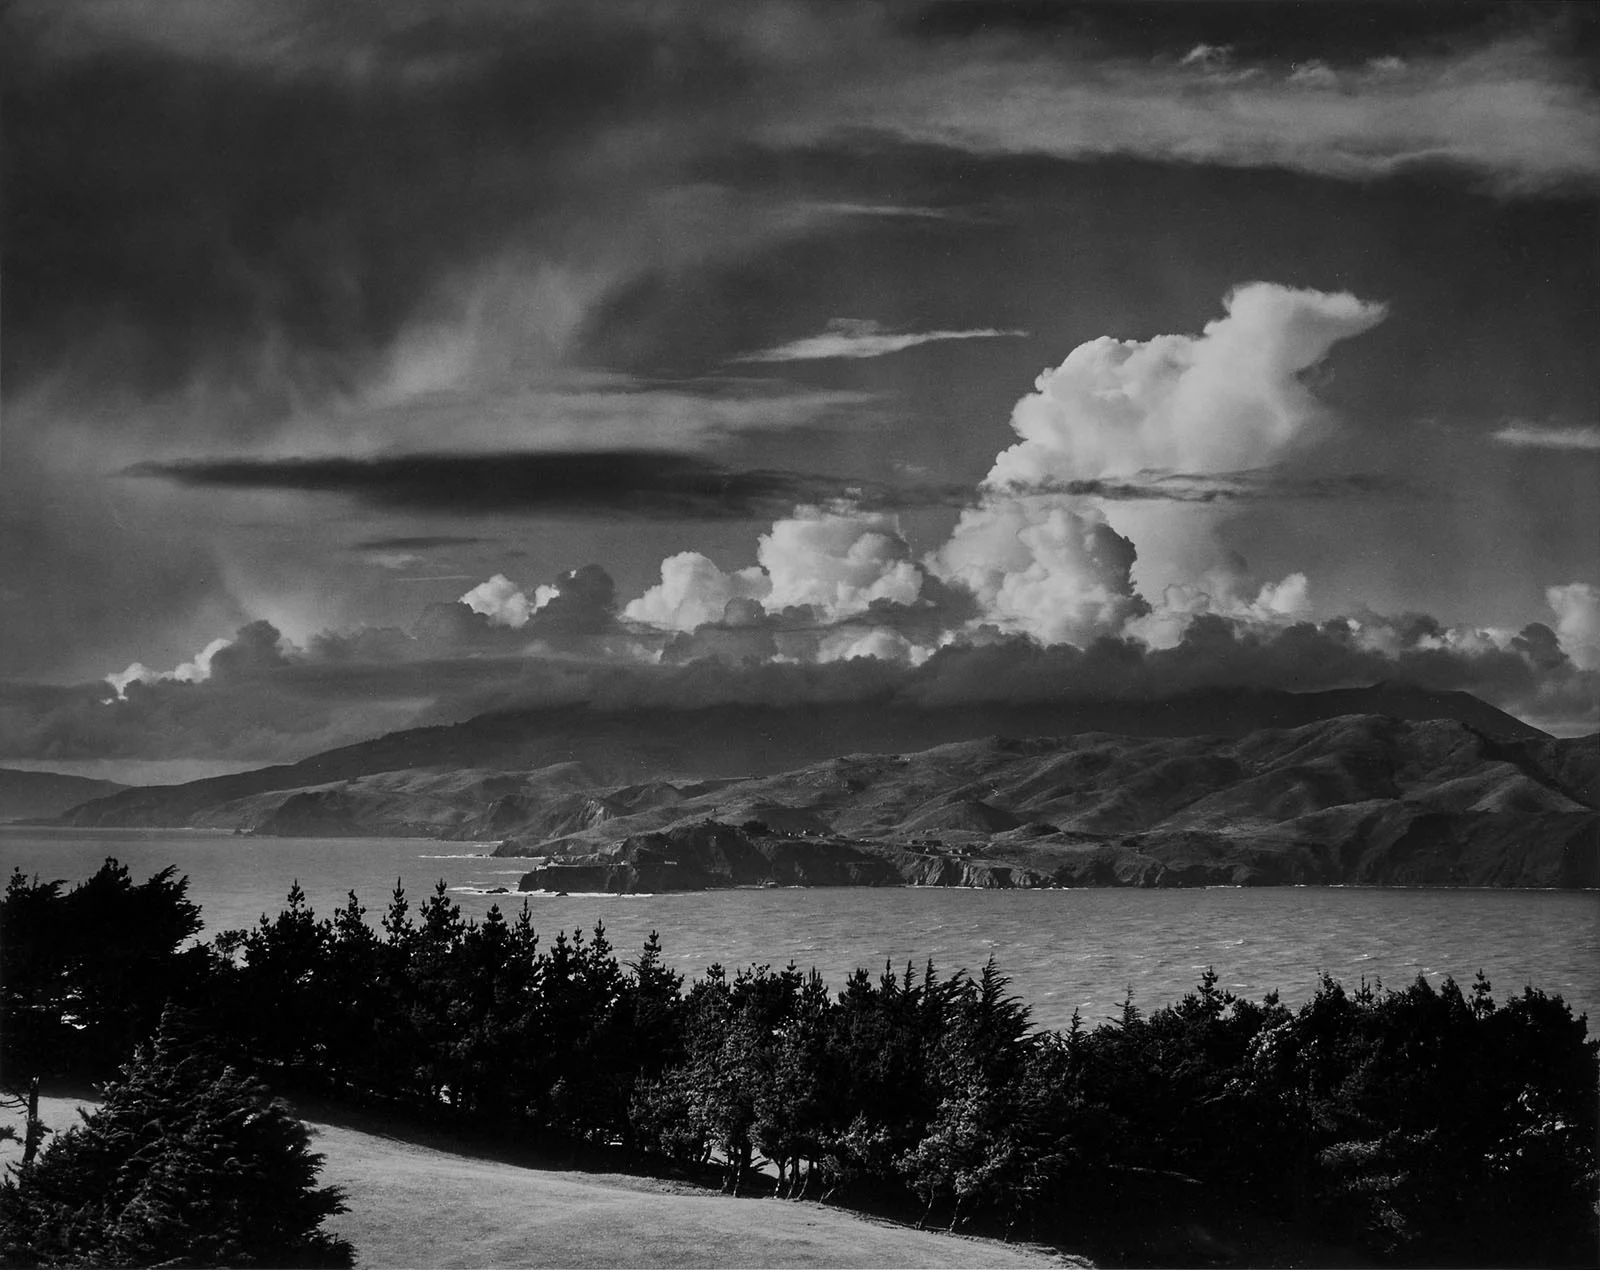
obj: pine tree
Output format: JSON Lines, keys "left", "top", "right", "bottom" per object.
{"left": 0, "top": 1009, "right": 353, "bottom": 1268}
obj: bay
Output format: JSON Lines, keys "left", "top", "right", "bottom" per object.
{"left": 4, "top": 826, "right": 1595, "bottom": 1034}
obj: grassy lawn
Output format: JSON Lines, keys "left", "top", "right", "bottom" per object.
{"left": 3, "top": 1093, "right": 1082, "bottom": 1269}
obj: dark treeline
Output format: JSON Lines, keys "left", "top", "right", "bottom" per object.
{"left": 3, "top": 860, "right": 1597, "bottom": 1267}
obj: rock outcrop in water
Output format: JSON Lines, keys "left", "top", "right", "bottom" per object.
{"left": 516, "top": 821, "right": 1055, "bottom": 893}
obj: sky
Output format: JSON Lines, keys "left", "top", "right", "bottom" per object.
{"left": 3, "top": 0, "right": 1598, "bottom": 783}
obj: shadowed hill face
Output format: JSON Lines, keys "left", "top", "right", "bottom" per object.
{"left": 505, "top": 714, "right": 1598, "bottom": 890}
{"left": 54, "top": 704, "right": 1600, "bottom": 890}
{"left": 0, "top": 769, "right": 126, "bottom": 822}
{"left": 57, "top": 681, "right": 1547, "bottom": 829}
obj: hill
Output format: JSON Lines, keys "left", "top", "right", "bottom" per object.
{"left": 0, "top": 768, "right": 126, "bottom": 823}
{"left": 56, "top": 696, "right": 1599, "bottom": 888}
{"left": 59, "top": 681, "right": 1543, "bottom": 829}
{"left": 1, "top": 1094, "right": 1074, "bottom": 1270}
{"left": 506, "top": 716, "right": 1597, "bottom": 891}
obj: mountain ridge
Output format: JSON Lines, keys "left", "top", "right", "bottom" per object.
{"left": 50, "top": 687, "right": 1598, "bottom": 890}
{"left": 0, "top": 769, "right": 126, "bottom": 823}
{"left": 57, "top": 681, "right": 1545, "bottom": 830}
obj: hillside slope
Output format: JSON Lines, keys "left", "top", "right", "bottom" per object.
{"left": 0, "top": 769, "right": 125, "bottom": 822}
{"left": 507, "top": 717, "right": 1598, "bottom": 891}
{"left": 2, "top": 1095, "right": 1071, "bottom": 1270}
{"left": 60, "top": 682, "right": 1543, "bottom": 830}
{"left": 61, "top": 710, "right": 1599, "bottom": 889}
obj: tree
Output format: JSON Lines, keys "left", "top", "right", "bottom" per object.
{"left": 899, "top": 960, "right": 1033, "bottom": 1231}
{"left": 1, "top": 860, "right": 206, "bottom": 1080}
{"left": 0, "top": 1010, "right": 353, "bottom": 1268}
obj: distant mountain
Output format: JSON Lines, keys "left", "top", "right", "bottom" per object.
{"left": 52, "top": 687, "right": 1598, "bottom": 890}
{"left": 0, "top": 769, "right": 126, "bottom": 823}
{"left": 60, "top": 681, "right": 1544, "bottom": 830}
{"left": 500, "top": 715, "right": 1593, "bottom": 890}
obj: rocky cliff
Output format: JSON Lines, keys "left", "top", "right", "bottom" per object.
{"left": 516, "top": 821, "right": 1055, "bottom": 893}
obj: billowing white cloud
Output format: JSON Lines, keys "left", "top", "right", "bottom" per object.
{"left": 734, "top": 318, "right": 1025, "bottom": 363}
{"left": 972, "top": 282, "right": 1386, "bottom": 602}
{"left": 987, "top": 283, "right": 1388, "bottom": 488}
{"left": 623, "top": 553, "right": 772, "bottom": 633}
{"left": 1491, "top": 423, "right": 1600, "bottom": 451}
{"left": 625, "top": 506, "right": 925, "bottom": 635}
{"left": 758, "top": 505, "right": 923, "bottom": 618}
{"left": 459, "top": 574, "right": 555, "bottom": 629}
{"left": 817, "top": 626, "right": 928, "bottom": 665}
{"left": 1548, "top": 582, "right": 1600, "bottom": 669}
{"left": 1126, "top": 570, "right": 1312, "bottom": 649}
{"left": 623, "top": 284, "right": 1392, "bottom": 655}
{"left": 930, "top": 496, "right": 1144, "bottom": 645}
{"left": 106, "top": 636, "right": 233, "bottom": 698}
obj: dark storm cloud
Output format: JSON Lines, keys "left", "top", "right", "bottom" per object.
{"left": 126, "top": 451, "right": 971, "bottom": 520}
{"left": 5, "top": 604, "right": 1594, "bottom": 767}
{"left": 1, "top": 3, "right": 765, "bottom": 400}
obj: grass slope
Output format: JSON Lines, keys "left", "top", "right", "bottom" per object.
{"left": 2, "top": 1095, "right": 1077, "bottom": 1269}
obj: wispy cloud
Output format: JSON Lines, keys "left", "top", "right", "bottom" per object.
{"left": 354, "top": 535, "right": 491, "bottom": 552}
{"left": 795, "top": 201, "right": 967, "bottom": 222}
{"left": 781, "top": 33, "right": 1600, "bottom": 193}
{"left": 1491, "top": 423, "right": 1600, "bottom": 451}
{"left": 734, "top": 319, "right": 1026, "bottom": 364}
{"left": 988, "top": 471, "right": 1406, "bottom": 503}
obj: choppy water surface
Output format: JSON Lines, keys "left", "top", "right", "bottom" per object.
{"left": 4, "top": 827, "right": 1595, "bottom": 1033}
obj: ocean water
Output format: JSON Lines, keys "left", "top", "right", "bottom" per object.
{"left": 4, "top": 826, "right": 1596, "bottom": 1034}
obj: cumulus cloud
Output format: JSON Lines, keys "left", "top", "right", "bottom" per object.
{"left": 817, "top": 626, "right": 928, "bottom": 666}
{"left": 107, "top": 636, "right": 234, "bottom": 698}
{"left": 733, "top": 318, "right": 1025, "bottom": 363}
{"left": 1547, "top": 582, "right": 1600, "bottom": 670}
{"left": 908, "top": 283, "right": 1382, "bottom": 636}
{"left": 963, "top": 282, "right": 1390, "bottom": 602}
{"left": 103, "top": 619, "right": 291, "bottom": 698}
{"left": 40, "top": 275, "right": 1599, "bottom": 767}
{"left": 12, "top": 576, "right": 1598, "bottom": 773}
{"left": 459, "top": 566, "right": 618, "bottom": 640}
{"left": 930, "top": 497, "right": 1146, "bottom": 645}
{"left": 626, "top": 505, "right": 928, "bottom": 638}
{"left": 624, "top": 553, "right": 772, "bottom": 632}
{"left": 758, "top": 505, "right": 924, "bottom": 618}
{"left": 1491, "top": 423, "right": 1600, "bottom": 451}
{"left": 620, "top": 283, "right": 1390, "bottom": 652}
{"left": 460, "top": 575, "right": 549, "bottom": 629}
{"left": 1126, "top": 568, "right": 1313, "bottom": 649}
{"left": 986, "top": 283, "right": 1388, "bottom": 488}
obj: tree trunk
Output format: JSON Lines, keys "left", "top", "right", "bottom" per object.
{"left": 21, "top": 1077, "right": 44, "bottom": 1168}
